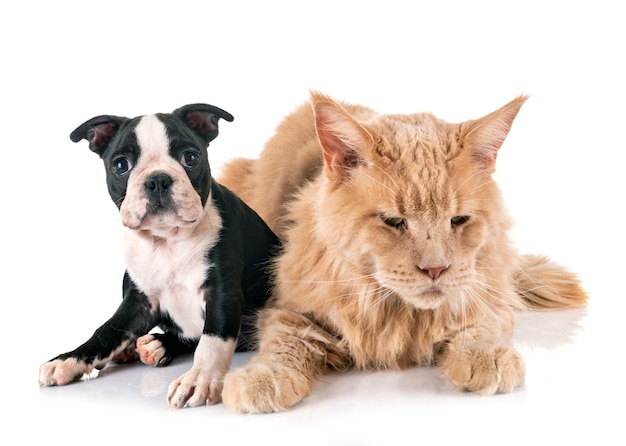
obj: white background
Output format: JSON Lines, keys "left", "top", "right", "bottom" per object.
{"left": 2, "top": 1, "right": 624, "bottom": 445}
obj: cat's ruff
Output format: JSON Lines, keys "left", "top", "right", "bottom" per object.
{"left": 219, "top": 92, "right": 588, "bottom": 413}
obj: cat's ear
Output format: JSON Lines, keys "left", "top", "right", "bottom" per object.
{"left": 311, "top": 91, "right": 373, "bottom": 176}
{"left": 461, "top": 95, "right": 528, "bottom": 171}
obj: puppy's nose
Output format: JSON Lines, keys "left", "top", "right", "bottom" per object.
{"left": 144, "top": 173, "right": 173, "bottom": 197}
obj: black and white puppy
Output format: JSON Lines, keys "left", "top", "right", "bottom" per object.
{"left": 39, "top": 104, "right": 280, "bottom": 408}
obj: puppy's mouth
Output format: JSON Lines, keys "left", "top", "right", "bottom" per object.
{"left": 145, "top": 202, "right": 177, "bottom": 219}
{"left": 122, "top": 202, "right": 198, "bottom": 231}
{"left": 120, "top": 173, "right": 204, "bottom": 231}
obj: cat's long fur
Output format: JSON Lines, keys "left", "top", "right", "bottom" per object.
{"left": 219, "top": 92, "right": 588, "bottom": 413}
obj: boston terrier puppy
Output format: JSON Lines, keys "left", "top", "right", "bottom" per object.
{"left": 39, "top": 104, "right": 280, "bottom": 408}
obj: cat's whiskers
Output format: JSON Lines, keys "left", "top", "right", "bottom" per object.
{"left": 473, "top": 266, "right": 513, "bottom": 271}
{"left": 473, "top": 273, "right": 527, "bottom": 307}
{"left": 450, "top": 288, "right": 487, "bottom": 361}
{"left": 451, "top": 170, "right": 486, "bottom": 196}
{"left": 456, "top": 288, "right": 471, "bottom": 353}
{"left": 358, "top": 286, "right": 397, "bottom": 316}
{"left": 350, "top": 167, "right": 401, "bottom": 196}
{"left": 280, "top": 271, "right": 378, "bottom": 286}
{"left": 457, "top": 180, "right": 495, "bottom": 200}
{"left": 467, "top": 269, "right": 586, "bottom": 345}
{"left": 369, "top": 163, "right": 405, "bottom": 192}
{"left": 459, "top": 279, "right": 508, "bottom": 325}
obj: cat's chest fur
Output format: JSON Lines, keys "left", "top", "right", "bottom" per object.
{"left": 322, "top": 283, "right": 455, "bottom": 367}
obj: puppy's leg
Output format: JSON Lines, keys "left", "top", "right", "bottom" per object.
{"left": 167, "top": 335, "right": 236, "bottom": 408}
{"left": 136, "top": 332, "right": 195, "bottom": 367}
{"left": 39, "top": 273, "right": 157, "bottom": 386}
{"left": 166, "top": 245, "right": 247, "bottom": 408}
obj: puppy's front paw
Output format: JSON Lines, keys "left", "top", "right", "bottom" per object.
{"left": 441, "top": 345, "right": 525, "bottom": 395}
{"left": 167, "top": 368, "right": 224, "bottom": 408}
{"left": 39, "top": 358, "right": 91, "bottom": 387}
{"left": 136, "top": 334, "right": 167, "bottom": 366}
{"left": 222, "top": 362, "right": 312, "bottom": 414}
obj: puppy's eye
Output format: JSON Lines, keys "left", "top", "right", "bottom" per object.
{"left": 180, "top": 151, "right": 200, "bottom": 168}
{"left": 112, "top": 157, "right": 133, "bottom": 176}
{"left": 382, "top": 216, "right": 407, "bottom": 229}
{"left": 451, "top": 215, "right": 469, "bottom": 227}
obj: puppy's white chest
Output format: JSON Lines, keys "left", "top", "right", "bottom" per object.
{"left": 124, "top": 229, "right": 217, "bottom": 338}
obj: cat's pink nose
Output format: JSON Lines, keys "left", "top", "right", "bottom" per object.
{"left": 419, "top": 265, "right": 448, "bottom": 280}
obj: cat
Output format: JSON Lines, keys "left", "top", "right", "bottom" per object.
{"left": 217, "top": 92, "right": 588, "bottom": 413}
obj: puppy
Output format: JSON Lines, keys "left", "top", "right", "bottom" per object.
{"left": 39, "top": 103, "right": 280, "bottom": 408}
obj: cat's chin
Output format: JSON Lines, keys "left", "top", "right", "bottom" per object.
{"left": 400, "top": 287, "right": 448, "bottom": 310}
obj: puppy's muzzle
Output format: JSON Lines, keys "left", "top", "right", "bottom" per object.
{"left": 145, "top": 173, "right": 173, "bottom": 204}
{"left": 120, "top": 168, "right": 203, "bottom": 231}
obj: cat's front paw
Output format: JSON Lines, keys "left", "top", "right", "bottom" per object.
{"left": 440, "top": 345, "right": 525, "bottom": 395}
{"left": 39, "top": 358, "right": 91, "bottom": 387}
{"left": 167, "top": 367, "right": 224, "bottom": 408}
{"left": 222, "top": 362, "right": 312, "bottom": 413}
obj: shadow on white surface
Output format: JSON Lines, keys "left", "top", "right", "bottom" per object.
{"left": 31, "top": 306, "right": 616, "bottom": 446}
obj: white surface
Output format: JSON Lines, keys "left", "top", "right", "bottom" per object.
{"left": 2, "top": 1, "right": 624, "bottom": 445}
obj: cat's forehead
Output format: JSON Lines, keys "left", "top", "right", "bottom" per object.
{"left": 370, "top": 112, "right": 457, "bottom": 162}
{"left": 365, "top": 113, "right": 468, "bottom": 216}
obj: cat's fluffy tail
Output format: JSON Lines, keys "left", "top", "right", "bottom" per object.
{"left": 513, "top": 254, "right": 588, "bottom": 309}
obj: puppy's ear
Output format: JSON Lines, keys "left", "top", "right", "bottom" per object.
{"left": 173, "top": 104, "right": 234, "bottom": 146}
{"left": 70, "top": 115, "right": 129, "bottom": 157}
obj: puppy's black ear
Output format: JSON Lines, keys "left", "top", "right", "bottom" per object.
{"left": 70, "top": 115, "right": 129, "bottom": 156}
{"left": 173, "top": 104, "right": 234, "bottom": 145}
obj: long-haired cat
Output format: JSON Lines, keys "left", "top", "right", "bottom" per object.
{"left": 218, "top": 92, "right": 588, "bottom": 413}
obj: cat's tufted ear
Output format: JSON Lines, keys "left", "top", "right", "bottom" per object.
{"left": 311, "top": 91, "right": 373, "bottom": 177}
{"left": 461, "top": 95, "right": 528, "bottom": 172}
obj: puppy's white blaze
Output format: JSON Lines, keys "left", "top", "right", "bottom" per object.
{"left": 194, "top": 334, "right": 236, "bottom": 374}
{"left": 134, "top": 114, "right": 170, "bottom": 159}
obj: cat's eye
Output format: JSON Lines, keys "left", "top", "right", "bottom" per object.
{"left": 382, "top": 216, "right": 407, "bottom": 229}
{"left": 451, "top": 215, "right": 469, "bottom": 226}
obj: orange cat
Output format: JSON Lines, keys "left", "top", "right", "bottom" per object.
{"left": 218, "top": 92, "right": 588, "bottom": 413}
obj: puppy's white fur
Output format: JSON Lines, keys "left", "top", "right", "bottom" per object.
{"left": 124, "top": 202, "right": 222, "bottom": 337}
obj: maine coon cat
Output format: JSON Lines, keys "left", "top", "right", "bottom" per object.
{"left": 218, "top": 92, "right": 588, "bottom": 413}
